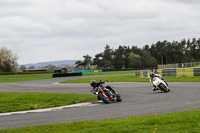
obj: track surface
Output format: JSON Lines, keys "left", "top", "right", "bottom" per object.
{"left": 0, "top": 75, "right": 200, "bottom": 129}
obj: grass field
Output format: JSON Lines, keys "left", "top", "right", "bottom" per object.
{"left": 82, "top": 70, "right": 136, "bottom": 76}
{"left": 0, "top": 92, "right": 96, "bottom": 113}
{"left": 0, "top": 70, "right": 135, "bottom": 83}
{"left": 1, "top": 70, "right": 200, "bottom": 83}
{"left": 0, "top": 73, "right": 52, "bottom": 83}
{"left": 61, "top": 75, "right": 200, "bottom": 83}
{"left": 1, "top": 109, "right": 200, "bottom": 133}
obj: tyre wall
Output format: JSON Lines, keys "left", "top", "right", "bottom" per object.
{"left": 137, "top": 67, "right": 200, "bottom": 77}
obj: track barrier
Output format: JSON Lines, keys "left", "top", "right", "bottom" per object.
{"left": 73, "top": 70, "right": 102, "bottom": 73}
{"left": 136, "top": 67, "right": 200, "bottom": 77}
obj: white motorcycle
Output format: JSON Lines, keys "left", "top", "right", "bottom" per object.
{"left": 151, "top": 77, "right": 169, "bottom": 92}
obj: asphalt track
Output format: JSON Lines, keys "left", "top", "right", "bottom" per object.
{"left": 0, "top": 75, "right": 200, "bottom": 129}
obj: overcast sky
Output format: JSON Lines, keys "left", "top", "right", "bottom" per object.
{"left": 0, "top": 0, "right": 200, "bottom": 64}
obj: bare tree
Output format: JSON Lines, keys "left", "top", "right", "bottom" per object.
{"left": 44, "top": 64, "right": 56, "bottom": 71}
{"left": 0, "top": 47, "right": 18, "bottom": 72}
{"left": 19, "top": 65, "right": 26, "bottom": 72}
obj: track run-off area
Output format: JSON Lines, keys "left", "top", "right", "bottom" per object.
{"left": 0, "top": 75, "right": 200, "bottom": 129}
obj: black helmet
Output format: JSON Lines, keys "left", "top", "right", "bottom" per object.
{"left": 150, "top": 72, "right": 155, "bottom": 77}
{"left": 90, "top": 80, "right": 96, "bottom": 87}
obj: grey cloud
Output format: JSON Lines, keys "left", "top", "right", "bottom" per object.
{"left": 0, "top": 0, "right": 200, "bottom": 64}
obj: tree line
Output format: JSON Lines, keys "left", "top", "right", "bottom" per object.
{"left": 76, "top": 38, "right": 200, "bottom": 70}
{"left": 1, "top": 37, "right": 200, "bottom": 72}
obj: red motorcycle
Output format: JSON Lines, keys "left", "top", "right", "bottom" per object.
{"left": 90, "top": 80, "right": 122, "bottom": 104}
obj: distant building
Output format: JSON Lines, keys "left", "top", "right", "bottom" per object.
{"left": 53, "top": 67, "right": 67, "bottom": 74}
{"left": 52, "top": 67, "right": 82, "bottom": 78}
{"left": 23, "top": 68, "right": 49, "bottom": 72}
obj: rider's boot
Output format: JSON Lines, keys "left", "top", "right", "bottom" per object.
{"left": 166, "top": 87, "right": 170, "bottom": 91}
{"left": 152, "top": 87, "right": 156, "bottom": 91}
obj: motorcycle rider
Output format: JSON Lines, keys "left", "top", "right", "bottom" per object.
{"left": 90, "top": 80, "right": 117, "bottom": 94}
{"left": 149, "top": 72, "right": 169, "bottom": 91}
{"left": 90, "top": 79, "right": 122, "bottom": 102}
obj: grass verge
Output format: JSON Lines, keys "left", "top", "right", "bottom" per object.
{"left": 164, "top": 76, "right": 200, "bottom": 82}
{"left": 60, "top": 75, "right": 200, "bottom": 83}
{"left": 1, "top": 109, "right": 200, "bottom": 133}
{"left": 0, "top": 70, "right": 135, "bottom": 83}
{"left": 0, "top": 74, "right": 52, "bottom": 83}
{"left": 60, "top": 75, "right": 147, "bottom": 83}
{"left": 0, "top": 92, "right": 97, "bottom": 113}
{"left": 82, "top": 70, "right": 136, "bottom": 76}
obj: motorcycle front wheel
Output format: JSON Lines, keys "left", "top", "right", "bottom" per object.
{"left": 159, "top": 83, "right": 168, "bottom": 92}
{"left": 99, "top": 90, "right": 111, "bottom": 104}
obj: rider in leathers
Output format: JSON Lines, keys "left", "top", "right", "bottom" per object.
{"left": 149, "top": 72, "right": 169, "bottom": 91}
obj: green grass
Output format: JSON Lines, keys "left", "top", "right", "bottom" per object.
{"left": 1, "top": 109, "right": 200, "bottom": 133}
{"left": 0, "top": 70, "right": 135, "bottom": 83}
{"left": 164, "top": 76, "right": 200, "bottom": 82}
{"left": 1, "top": 70, "right": 200, "bottom": 83}
{"left": 60, "top": 75, "right": 147, "bottom": 83}
{"left": 0, "top": 73, "right": 52, "bottom": 83}
{"left": 0, "top": 92, "right": 97, "bottom": 113}
{"left": 82, "top": 70, "right": 136, "bottom": 76}
{"left": 60, "top": 75, "right": 200, "bottom": 83}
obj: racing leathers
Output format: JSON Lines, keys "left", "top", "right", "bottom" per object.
{"left": 149, "top": 73, "right": 168, "bottom": 91}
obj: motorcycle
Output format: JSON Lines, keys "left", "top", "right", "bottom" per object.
{"left": 151, "top": 77, "right": 169, "bottom": 92}
{"left": 90, "top": 80, "right": 122, "bottom": 104}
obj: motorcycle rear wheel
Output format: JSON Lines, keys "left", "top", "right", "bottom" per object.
{"left": 116, "top": 94, "right": 122, "bottom": 102}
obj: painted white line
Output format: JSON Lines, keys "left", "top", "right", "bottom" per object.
{"left": 52, "top": 82, "right": 59, "bottom": 84}
{"left": 0, "top": 102, "right": 98, "bottom": 117}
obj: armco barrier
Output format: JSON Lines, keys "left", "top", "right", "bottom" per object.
{"left": 194, "top": 68, "right": 200, "bottom": 76}
{"left": 143, "top": 69, "right": 150, "bottom": 78}
{"left": 137, "top": 70, "right": 150, "bottom": 78}
{"left": 162, "top": 69, "right": 176, "bottom": 77}
{"left": 176, "top": 68, "right": 194, "bottom": 77}
{"left": 157, "top": 69, "right": 163, "bottom": 76}
{"left": 137, "top": 67, "right": 200, "bottom": 77}
{"left": 139, "top": 70, "right": 144, "bottom": 78}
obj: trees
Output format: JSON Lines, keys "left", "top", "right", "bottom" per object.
{"left": 101, "top": 45, "right": 113, "bottom": 68}
{"left": 93, "top": 45, "right": 114, "bottom": 69}
{"left": 83, "top": 54, "right": 92, "bottom": 70}
{"left": 140, "top": 49, "right": 157, "bottom": 68}
{"left": 44, "top": 64, "right": 56, "bottom": 71}
{"left": 112, "top": 46, "right": 126, "bottom": 69}
{"left": 0, "top": 47, "right": 18, "bottom": 72}
{"left": 127, "top": 52, "right": 141, "bottom": 68}
{"left": 127, "top": 52, "right": 134, "bottom": 68}
{"left": 196, "top": 38, "right": 200, "bottom": 61}
{"left": 75, "top": 60, "right": 84, "bottom": 69}
{"left": 93, "top": 53, "right": 103, "bottom": 68}
{"left": 77, "top": 38, "right": 200, "bottom": 70}
{"left": 75, "top": 54, "right": 92, "bottom": 70}
{"left": 19, "top": 65, "right": 26, "bottom": 72}
{"left": 155, "top": 41, "right": 165, "bottom": 65}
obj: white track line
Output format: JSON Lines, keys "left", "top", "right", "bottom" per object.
{"left": 52, "top": 82, "right": 59, "bottom": 84}
{"left": 0, "top": 102, "right": 99, "bottom": 116}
